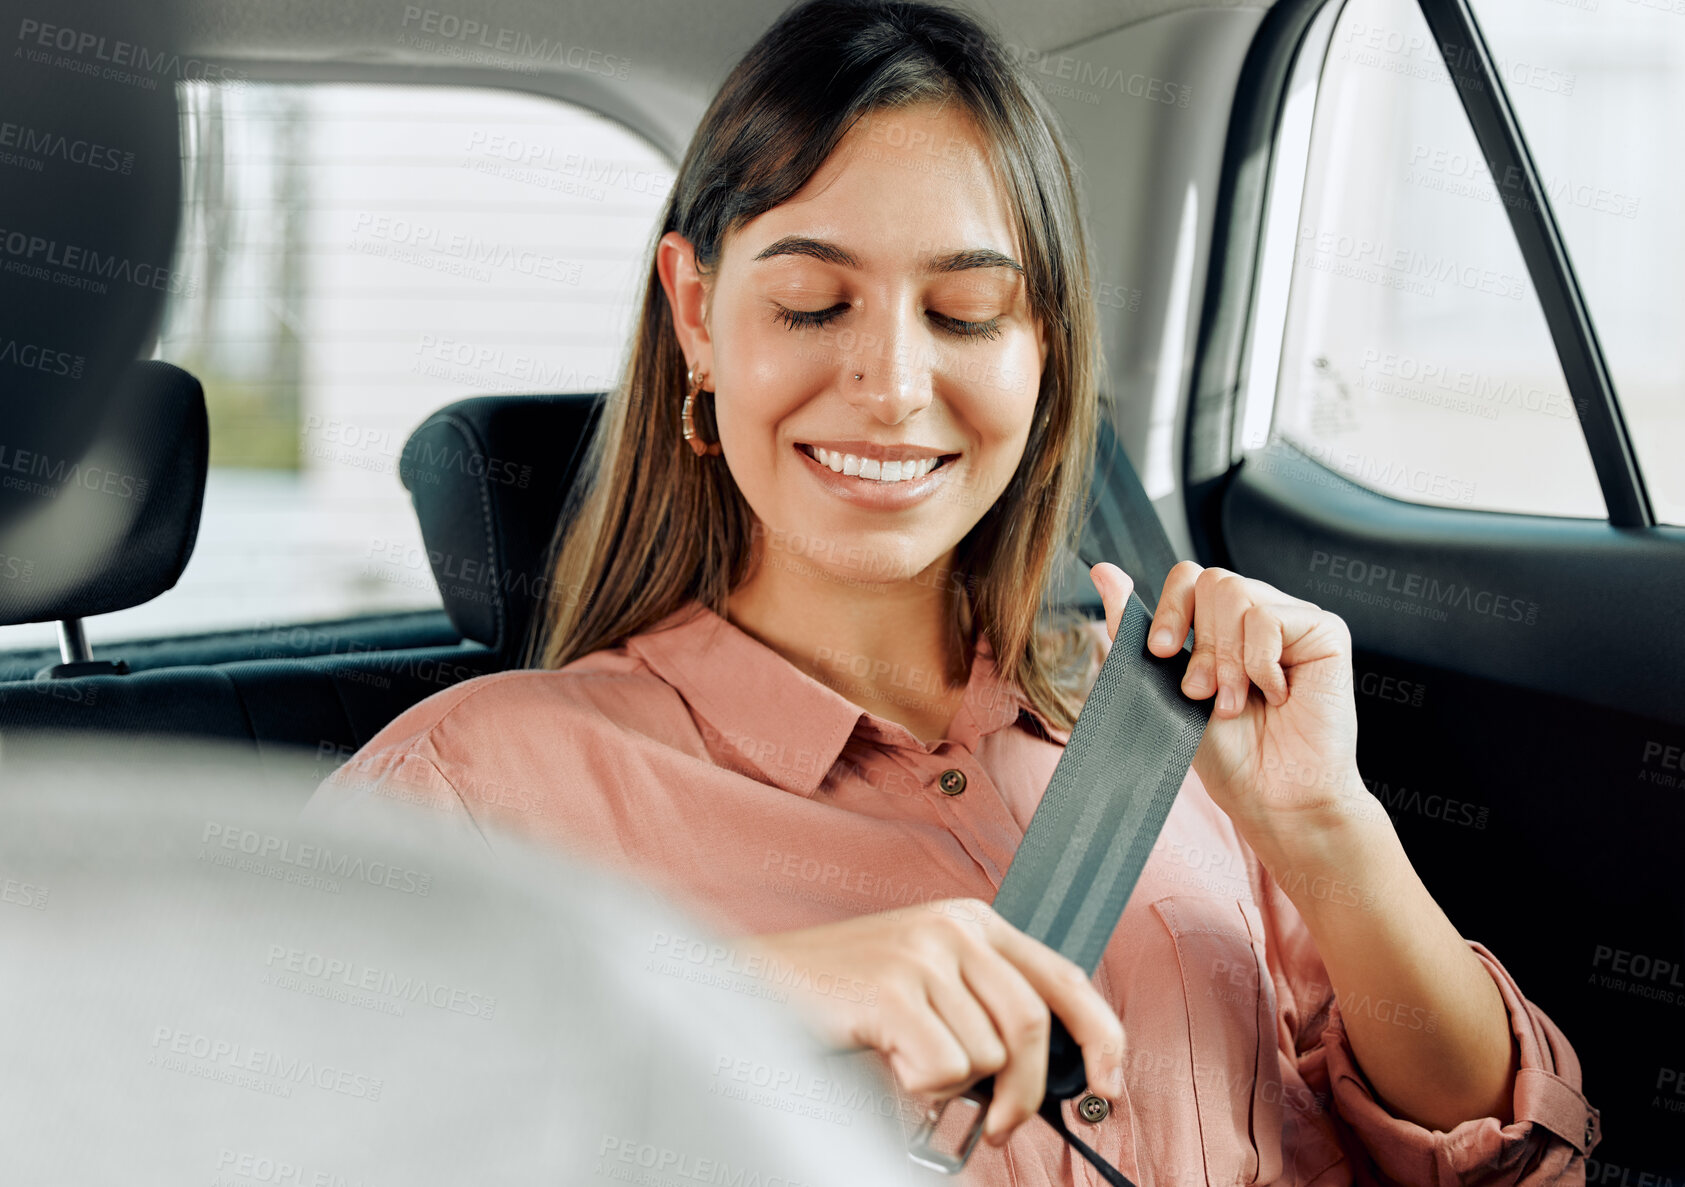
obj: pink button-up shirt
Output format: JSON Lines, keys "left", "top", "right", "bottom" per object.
{"left": 308, "top": 598, "right": 1598, "bottom": 1185}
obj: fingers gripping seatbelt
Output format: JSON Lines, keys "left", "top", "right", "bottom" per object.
{"left": 908, "top": 423, "right": 1211, "bottom": 1182}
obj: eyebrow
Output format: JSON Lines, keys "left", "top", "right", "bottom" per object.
{"left": 752, "top": 235, "right": 1025, "bottom": 277}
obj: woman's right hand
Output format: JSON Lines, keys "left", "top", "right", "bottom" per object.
{"left": 739, "top": 898, "right": 1127, "bottom": 1146}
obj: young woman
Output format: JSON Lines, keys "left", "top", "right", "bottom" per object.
{"left": 312, "top": 0, "right": 1597, "bottom": 1181}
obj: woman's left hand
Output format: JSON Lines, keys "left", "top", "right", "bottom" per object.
{"left": 1089, "top": 561, "right": 1526, "bottom": 1132}
{"left": 1089, "top": 560, "right": 1368, "bottom": 861}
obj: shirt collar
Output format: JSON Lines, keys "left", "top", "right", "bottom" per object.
{"left": 622, "top": 599, "right": 1068, "bottom": 797}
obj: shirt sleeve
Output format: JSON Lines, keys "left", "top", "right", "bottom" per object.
{"left": 1262, "top": 866, "right": 1601, "bottom": 1185}
{"left": 302, "top": 739, "right": 495, "bottom": 861}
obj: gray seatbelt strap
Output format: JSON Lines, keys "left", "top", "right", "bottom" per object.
{"left": 993, "top": 593, "right": 1209, "bottom": 970}
{"left": 908, "top": 424, "right": 1211, "bottom": 1179}
{"left": 1078, "top": 417, "right": 1183, "bottom": 609}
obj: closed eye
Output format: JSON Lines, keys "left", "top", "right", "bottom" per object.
{"left": 773, "top": 303, "right": 850, "bottom": 331}
{"left": 929, "top": 311, "right": 1003, "bottom": 341}
{"left": 772, "top": 303, "right": 1003, "bottom": 341}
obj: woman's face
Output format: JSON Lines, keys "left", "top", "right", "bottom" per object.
{"left": 660, "top": 99, "right": 1047, "bottom": 589}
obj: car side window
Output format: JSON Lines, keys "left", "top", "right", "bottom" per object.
{"left": 0, "top": 81, "right": 672, "bottom": 652}
{"left": 1258, "top": 0, "right": 1607, "bottom": 519}
{"left": 1465, "top": 0, "right": 1685, "bottom": 525}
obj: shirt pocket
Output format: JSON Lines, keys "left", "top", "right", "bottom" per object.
{"left": 1151, "top": 896, "right": 1284, "bottom": 1186}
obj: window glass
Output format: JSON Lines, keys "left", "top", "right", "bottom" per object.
{"left": 0, "top": 82, "right": 671, "bottom": 652}
{"left": 1262, "top": 0, "right": 1606, "bottom": 518}
{"left": 1466, "top": 0, "right": 1685, "bottom": 523}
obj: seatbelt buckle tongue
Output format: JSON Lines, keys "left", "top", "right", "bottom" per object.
{"left": 906, "top": 1085, "right": 989, "bottom": 1173}
{"left": 905, "top": 1017, "right": 1088, "bottom": 1172}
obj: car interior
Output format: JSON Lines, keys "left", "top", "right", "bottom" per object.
{"left": 2, "top": 0, "right": 1681, "bottom": 1172}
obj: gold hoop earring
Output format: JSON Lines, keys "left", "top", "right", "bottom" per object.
{"left": 682, "top": 363, "right": 723, "bottom": 457}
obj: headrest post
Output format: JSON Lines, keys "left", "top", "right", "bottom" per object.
{"left": 58, "top": 620, "right": 92, "bottom": 666}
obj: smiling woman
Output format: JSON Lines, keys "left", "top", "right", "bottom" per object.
{"left": 527, "top": 13, "right": 1104, "bottom": 740}
{"left": 310, "top": 1, "right": 1596, "bottom": 1183}
{"left": 646, "top": 92, "right": 1085, "bottom": 744}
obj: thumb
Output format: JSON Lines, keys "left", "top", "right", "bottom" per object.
{"left": 1089, "top": 562, "right": 1135, "bottom": 643}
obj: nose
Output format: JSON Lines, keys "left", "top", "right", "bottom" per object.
{"left": 842, "top": 296, "right": 935, "bottom": 424}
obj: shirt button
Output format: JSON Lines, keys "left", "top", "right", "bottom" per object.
{"left": 937, "top": 769, "right": 967, "bottom": 796}
{"left": 1076, "top": 1093, "right": 1110, "bottom": 1123}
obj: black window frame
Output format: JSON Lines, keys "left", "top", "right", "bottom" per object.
{"left": 1185, "top": 0, "right": 1658, "bottom": 541}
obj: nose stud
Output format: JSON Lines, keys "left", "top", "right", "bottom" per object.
{"left": 854, "top": 372, "right": 863, "bottom": 381}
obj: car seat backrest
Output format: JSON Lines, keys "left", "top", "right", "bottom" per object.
{"left": 398, "top": 392, "right": 606, "bottom": 664}
{"left": 1, "top": 0, "right": 184, "bottom": 566}
{"left": 0, "top": 361, "right": 209, "bottom": 657}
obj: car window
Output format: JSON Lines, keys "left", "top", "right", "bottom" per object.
{"left": 1464, "top": 0, "right": 1685, "bottom": 524}
{"left": 1258, "top": 0, "right": 1607, "bottom": 519}
{"left": 0, "top": 81, "right": 671, "bottom": 652}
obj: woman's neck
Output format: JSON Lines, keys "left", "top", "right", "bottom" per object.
{"left": 724, "top": 548, "right": 974, "bottom": 745}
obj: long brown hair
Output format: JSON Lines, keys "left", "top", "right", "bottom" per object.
{"left": 525, "top": 0, "right": 1108, "bottom": 730}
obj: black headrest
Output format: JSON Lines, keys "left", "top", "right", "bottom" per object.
{"left": 0, "top": 360, "right": 208, "bottom": 626}
{"left": 0, "top": 0, "right": 184, "bottom": 542}
{"left": 399, "top": 393, "right": 605, "bottom": 660}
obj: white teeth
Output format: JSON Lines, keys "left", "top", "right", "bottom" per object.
{"left": 809, "top": 446, "right": 943, "bottom": 482}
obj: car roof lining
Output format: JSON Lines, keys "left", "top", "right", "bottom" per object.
{"left": 182, "top": 0, "right": 1281, "bottom": 159}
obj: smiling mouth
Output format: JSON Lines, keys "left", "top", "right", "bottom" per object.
{"left": 796, "top": 443, "right": 959, "bottom": 483}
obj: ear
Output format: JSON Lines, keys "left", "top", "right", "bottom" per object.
{"left": 656, "top": 230, "right": 713, "bottom": 376}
